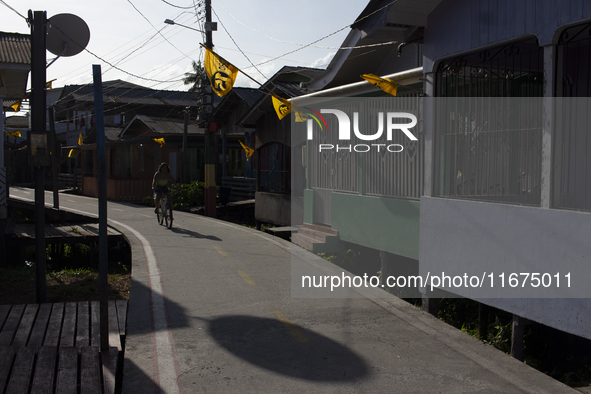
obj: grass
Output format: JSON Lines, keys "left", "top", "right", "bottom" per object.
{"left": 0, "top": 265, "right": 130, "bottom": 305}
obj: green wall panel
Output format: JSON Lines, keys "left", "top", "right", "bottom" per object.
{"left": 331, "top": 192, "right": 420, "bottom": 260}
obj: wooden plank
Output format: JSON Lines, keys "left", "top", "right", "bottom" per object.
{"left": 101, "top": 348, "right": 119, "bottom": 394}
{"left": 44, "top": 303, "right": 64, "bottom": 347}
{"left": 12, "top": 304, "right": 39, "bottom": 349}
{"left": 80, "top": 347, "right": 101, "bottom": 394}
{"left": 76, "top": 302, "right": 90, "bottom": 347}
{"left": 116, "top": 300, "right": 128, "bottom": 338}
{"left": 30, "top": 346, "right": 57, "bottom": 394}
{"left": 0, "top": 305, "right": 11, "bottom": 330}
{"left": 5, "top": 347, "right": 35, "bottom": 394}
{"left": 55, "top": 347, "right": 78, "bottom": 394}
{"left": 0, "top": 304, "right": 25, "bottom": 346}
{"left": 59, "top": 303, "right": 77, "bottom": 348}
{"left": 108, "top": 301, "right": 121, "bottom": 351}
{"left": 27, "top": 303, "right": 52, "bottom": 349}
{"left": 0, "top": 346, "right": 16, "bottom": 394}
{"left": 90, "top": 301, "right": 100, "bottom": 347}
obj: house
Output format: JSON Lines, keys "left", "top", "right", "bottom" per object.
{"left": 79, "top": 114, "right": 205, "bottom": 201}
{"left": 236, "top": 66, "right": 325, "bottom": 226}
{"left": 211, "top": 87, "right": 263, "bottom": 200}
{"left": 1, "top": 31, "right": 30, "bottom": 240}
{"left": 53, "top": 81, "right": 213, "bottom": 201}
{"left": 291, "top": 0, "right": 427, "bottom": 276}
{"left": 292, "top": 0, "right": 591, "bottom": 356}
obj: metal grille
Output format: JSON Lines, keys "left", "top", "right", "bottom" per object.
{"left": 434, "top": 38, "right": 544, "bottom": 206}
{"left": 364, "top": 92, "right": 423, "bottom": 199}
{"left": 554, "top": 23, "right": 591, "bottom": 211}
{"left": 308, "top": 101, "right": 360, "bottom": 194}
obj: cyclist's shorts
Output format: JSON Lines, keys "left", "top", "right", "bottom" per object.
{"left": 154, "top": 186, "right": 169, "bottom": 196}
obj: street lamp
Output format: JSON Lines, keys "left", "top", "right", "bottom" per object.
{"left": 164, "top": 19, "right": 205, "bottom": 34}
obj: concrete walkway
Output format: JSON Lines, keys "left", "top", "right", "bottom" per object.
{"left": 10, "top": 187, "right": 579, "bottom": 394}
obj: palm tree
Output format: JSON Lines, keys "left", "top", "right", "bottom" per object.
{"left": 183, "top": 60, "right": 207, "bottom": 92}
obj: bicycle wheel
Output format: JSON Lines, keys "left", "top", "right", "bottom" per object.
{"left": 157, "top": 200, "right": 164, "bottom": 225}
{"left": 165, "top": 203, "right": 173, "bottom": 229}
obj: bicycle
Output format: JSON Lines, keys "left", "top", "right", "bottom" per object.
{"left": 155, "top": 190, "right": 173, "bottom": 229}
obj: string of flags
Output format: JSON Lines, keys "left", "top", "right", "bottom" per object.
{"left": 10, "top": 79, "right": 57, "bottom": 112}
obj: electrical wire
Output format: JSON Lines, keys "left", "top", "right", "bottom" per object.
{"left": 125, "top": 0, "right": 196, "bottom": 63}
{"left": 216, "top": 0, "right": 400, "bottom": 50}
{"left": 0, "top": 0, "right": 26, "bottom": 20}
{"left": 211, "top": 6, "right": 267, "bottom": 81}
{"left": 161, "top": 0, "right": 196, "bottom": 9}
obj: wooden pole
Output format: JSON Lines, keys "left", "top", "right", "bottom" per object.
{"left": 93, "top": 65, "right": 109, "bottom": 352}
{"left": 31, "top": 10, "right": 47, "bottom": 304}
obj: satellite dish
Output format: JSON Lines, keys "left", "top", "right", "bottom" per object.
{"left": 47, "top": 13, "right": 90, "bottom": 57}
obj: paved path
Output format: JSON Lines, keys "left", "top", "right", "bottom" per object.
{"left": 10, "top": 187, "right": 578, "bottom": 394}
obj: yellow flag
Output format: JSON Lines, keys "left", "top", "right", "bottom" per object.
{"left": 153, "top": 138, "right": 166, "bottom": 147}
{"left": 204, "top": 47, "right": 239, "bottom": 97}
{"left": 68, "top": 149, "right": 81, "bottom": 158}
{"left": 46, "top": 79, "right": 56, "bottom": 90}
{"left": 272, "top": 95, "right": 291, "bottom": 120}
{"left": 361, "top": 73, "right": 398, "bottom": 96}
{"left": 6, "top": 130, "right": 21, "bottom": 139}
{"left": 78, "top": 133, "right": 83, "bottom": 145}
{"left": 239, "top": 141, "right": 255, "bottom": 161}
{"left": 11, "top": 100, "right": 22, "bottom": 112}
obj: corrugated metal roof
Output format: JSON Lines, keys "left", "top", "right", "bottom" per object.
{"left": 0, "top": 32, "right": 31, "bottom": 64}
{"left": 65, "top": 87, "right": 200, "bottom": 107}
{"left": 122, "top": 114, "right": 204, "bottom": 137}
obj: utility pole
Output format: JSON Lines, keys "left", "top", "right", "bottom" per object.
{"left": 30, "top": 10, "right": 48, "bottom": 303}
{"left": 182, "top": 107, "right": 189, "bottom": 184}
{"left": 204, "top": 0, "right": 217, "bottom": 217}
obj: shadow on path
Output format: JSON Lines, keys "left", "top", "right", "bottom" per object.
{"left": 207, "top": 315, "right": 370, "bottom": 382}
{"left": 169, "top": 226, "right": 222, "bottom": 241}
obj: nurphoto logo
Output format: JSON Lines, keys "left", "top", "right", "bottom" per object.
{"left": 307, "top": 109, "right": 418, "bottom": 153}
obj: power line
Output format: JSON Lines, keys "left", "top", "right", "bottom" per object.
{"left": 125, "top": 0, "right": 196, "bottom": 63}
{"left": 216, "top": 0, "right": 400, "bottom": 50}
{"left": 160, "top": 0, "right": 196, "bottom": 9}
{"left": 0, "top": 0, "right": 26, "bottom": 20}
{"left": 211, "top": 6, "right": 267, "bottom": 81}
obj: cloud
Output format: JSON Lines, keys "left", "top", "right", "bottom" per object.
{"left": 235, "top": 62, "right": 278, "bottom": 88}
{"left": 309, "top": 52, "right": 335, "bottom": 69}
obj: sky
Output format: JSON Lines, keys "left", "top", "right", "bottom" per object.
{"left": 0, "top": 0, "right": 368, "bottom": 93}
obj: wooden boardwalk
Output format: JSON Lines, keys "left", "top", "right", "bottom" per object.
{"left": 0, "top": 301, "right": 127, "bottom": 394}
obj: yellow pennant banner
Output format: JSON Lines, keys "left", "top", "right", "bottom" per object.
{"left": 239, "top": 141, "right": 255, "bottom": 161}
{"left": 11, "top": 99, "right": 22, "bottom": 112}
{"left": 78, "top": 133, "right": 83, "bottom": 145}
{"left": 272, "top": 95, "right": 291, "bottom": 120}
{"left": 5, "top": 130, "right": 21, "bottom": 139}
{"left": 68, "top": 149, "right": 81, "bottom": 158}
{"left": 204, "top": 47, "right": 239, "bottom": 97}
{"left": 361, "top": 73, "right": 398, "bottom": 96}
{"left": 153, "top": 138, "right": 166, "bottom": 147}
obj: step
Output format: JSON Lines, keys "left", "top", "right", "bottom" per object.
{"left": 291, "top": 233, "right": 316, "bottom": 252}
{"left": 297, "top": 227, "right": 330, "bottom": 243}
{"left": 301, "top": 223, "right": 338, "bottom": 236}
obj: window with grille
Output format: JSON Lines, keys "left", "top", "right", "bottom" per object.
{"left": 434, "top": 38, "right": 544, "bottom": 206}
{"left": 554, "top": 22, "right": 591, "bottom": 211}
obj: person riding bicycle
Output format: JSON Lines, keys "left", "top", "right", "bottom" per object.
{"left": 153, "top": 162, "right": 176, "bottom": 218}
